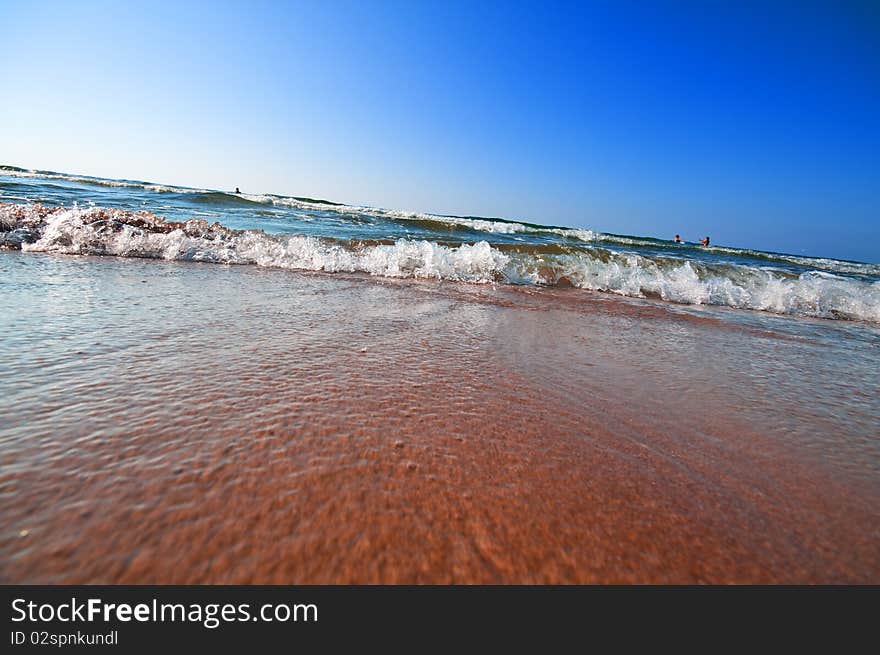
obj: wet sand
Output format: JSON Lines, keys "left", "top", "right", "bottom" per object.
{"left": 1, "top": 252, "right": 878, "bottom": 583}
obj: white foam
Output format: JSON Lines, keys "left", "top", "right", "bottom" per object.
{"left": 4, "top": 203, "right": 879, "bottom": 322}
{"left": 706, "top": 245, "right": 880, "bottom": 277}
{"left": 1, "top": 169, "right": 204, "bottom": 194}
{"left": 17, "top": 206, "right": 509, "bottom": 283}
{"left": 2, "top": 169, "right": 605, "bottom": 242}
{"left": 263, "top": 198, "right": 533, "bottom": 235}
{"left": 557, "top": 252, "right": 880, "bottom": 322}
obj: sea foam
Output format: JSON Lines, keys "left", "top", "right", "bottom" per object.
{"left": 2, "top": 202, "right": 878, "bottom": 322}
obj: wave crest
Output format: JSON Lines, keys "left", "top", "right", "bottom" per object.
{"left": 2, "top": 202, "right": 878, "bottom": 322}
{"left": 3, "top": 203, "right": 508, "bottom": 283}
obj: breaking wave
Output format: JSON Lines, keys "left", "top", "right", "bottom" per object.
{"left": 5, "top": 168, "right": 877, "bottom": 280}
{"left": 0, "top": 166, "right": 197, "bottom": 195}
{"left": 2, "top": 202, "right": 878, "bottom": 323}
{"left": 0, "top": 203, "right": 507, "bottom": 283}
{"left": 0, "top": 168, "right": 624, "bottom": 245}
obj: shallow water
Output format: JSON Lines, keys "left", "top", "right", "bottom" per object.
{"left": 1, "top": 251, "right": 878, "bottom": 583}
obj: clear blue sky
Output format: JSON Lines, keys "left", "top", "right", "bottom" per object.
{"left": 1, "top": 1, "right": 878, "bottom": 262}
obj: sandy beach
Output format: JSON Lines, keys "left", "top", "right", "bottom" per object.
{"left": 2, "top": 252, "right": 877, "bottom": 584}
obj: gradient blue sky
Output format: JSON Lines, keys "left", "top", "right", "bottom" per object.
{"left": 1, "top": 1, "right": 878, "bottom": 262}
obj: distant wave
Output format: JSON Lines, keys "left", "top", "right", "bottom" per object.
{"left": 0, "top": 167, "right": 342, "bottom": 205}
{"left": 0, "top": 167, "right": 597, "bottom": 239}
{"left": 244, "top": 197, "right": 880, "bottom": 277}
{"left": 212, "top": 195, "right": 880, "bottom": 277}
{"left": 0, "top": 166, "right": 200, "bottom": 194}
{"left": 699, "top": 244, "right": 880, "bottom": 277}
{"left": 188, "top": 191, "right": 269, "bottom": 208}
{"left": 5, "top": 167, "right": 877, "bottom": 280}
{"left": 3, "top": 202, "right": 878, "bottom": 323}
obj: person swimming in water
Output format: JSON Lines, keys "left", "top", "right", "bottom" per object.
{"left": 674, "top": 234, "right": 682, "bottom": 243}
{"left": 235, "top": 187, "right": 241, "bottom": 194}
{"left": 700, "top": 236, "right": 710, "bottom": 246}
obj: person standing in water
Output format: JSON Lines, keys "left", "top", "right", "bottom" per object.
{"left": 235, "top": 187, "right": 241, "bottom": 194}
{"left": 674, "top": 234, "right": 682, "bottom": 243}
{"left": 700, "top": 236, "right": 710, "bottom": 246}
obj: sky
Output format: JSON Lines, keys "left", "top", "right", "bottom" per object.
{"left": 1, "top": 0, "right": 878, "bottom": 262}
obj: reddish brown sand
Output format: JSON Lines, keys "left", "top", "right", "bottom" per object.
{"left": 1, "top": 254, "right": 878, "bottom": 583}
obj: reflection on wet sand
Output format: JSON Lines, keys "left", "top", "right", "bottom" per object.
{"left": 1, "top": 252, "right": 878, "bottom": 583}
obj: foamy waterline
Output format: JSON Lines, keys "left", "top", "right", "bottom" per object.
{"left": 5, "top": 167, "right": 880, "bottom": 280}
{"left": 0, "top": 167, "right": 621, "bottom": 247}
{"left": 2, "top": 204, "right": 508, "bottom": 283}
{"left": 2, "top": 202, "right": 878, "bottom": 322}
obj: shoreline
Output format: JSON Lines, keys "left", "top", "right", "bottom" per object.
{"left": 1, "top": 252, "right": 878, "bottom": 583}
{"left": 3, "top": 199, "right": 879, "bottom": 324}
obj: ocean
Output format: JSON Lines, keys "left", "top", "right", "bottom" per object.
{"left": 1, "top": 165, "right": 878, "bottom": 323}
{"left": 1, "top": 165, "right": 878, "bottom": 583}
